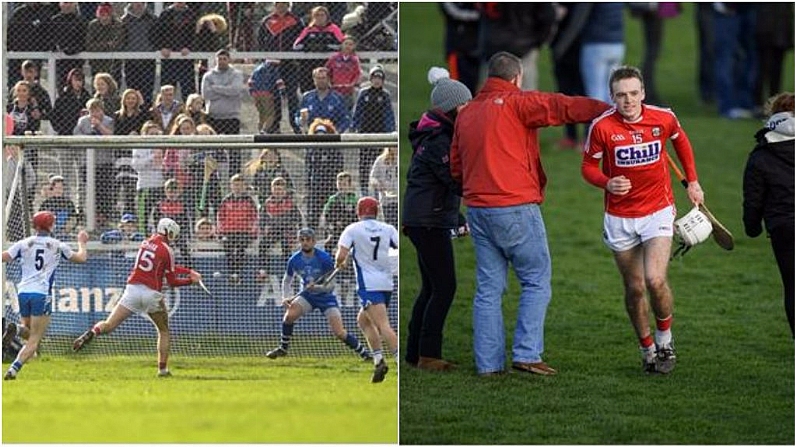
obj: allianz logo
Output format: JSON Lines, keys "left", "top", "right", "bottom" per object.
{"left": 615, "top": 141, "right": 662, "bottom": 167}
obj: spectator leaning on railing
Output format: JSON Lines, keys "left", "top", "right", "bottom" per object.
{"left": 49, "top": 2, "right": 87, "bottom": 93}
{"left": 152, "top": 2, "right": 198, "bottom": 101}
{"left": 86, "top": 2, "right": 125, "bottom": 84}
{"left": 6, "top": 3, "right": 59, "bottom": 89}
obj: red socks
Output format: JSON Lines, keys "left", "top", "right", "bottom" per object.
{"left": 656, "top": 315, "right": 673, "bottom": 331}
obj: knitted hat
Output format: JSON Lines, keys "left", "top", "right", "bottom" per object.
{"left": 369, "top": 64, "right": 385, "bottom": 78}
{"left": 428, "top": 67, "right": 472, "bottom": 113}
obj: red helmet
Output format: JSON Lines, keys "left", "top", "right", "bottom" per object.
{"left": 357, "top": 197, "right": 379, "bottom": 218}
{"left": 32, "top": 211, "right": 56, "bottom": 233}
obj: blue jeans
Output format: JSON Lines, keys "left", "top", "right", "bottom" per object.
{"left": 713, "top": 8, "right": 757, "bottom": 115}
{"left": 467, "top": 204, "right": 552, "bottom": 374}
{"left": 580, "top": 42, "right": 625, "bottom": 103}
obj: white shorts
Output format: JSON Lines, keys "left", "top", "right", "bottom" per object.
{"left": 118, "top": 283, "right": 167, "bottom": 315}
{"left": 603, "top": 205, "right": 676, "bottom": 252}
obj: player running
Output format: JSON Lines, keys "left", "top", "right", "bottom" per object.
{"left": 3, "top": 211, "right": 89, "bottom": 380}
{"left": 72, "top": 218, "right": 202, "bottom": 377}
{"left": 265, "top": 227, "right": 371, "bottom": 361}
{"left": 336, "top": 197, "right": 399, "bottom": 383}
{"left": 581, "top": 65, "right": 705, "bottom": 374}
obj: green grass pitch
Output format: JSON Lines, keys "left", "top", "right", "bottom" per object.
{"left": 399, "top": 3, "right": 794, "bottom": 445}
{"left": 2, "top": 356, "right": 397, "bottom": 443}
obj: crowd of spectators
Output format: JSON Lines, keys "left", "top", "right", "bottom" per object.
{"left": 441, "top": 2, "right": 794, "bottom": 138}
{"left": 3, "top": 2, "right": 397, "bottom": 283}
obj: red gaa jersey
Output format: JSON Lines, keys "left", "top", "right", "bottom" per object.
{"left": 127, "top": 234, "right": 191, "bottom": 291}
{"left": 582, "top": 105, "right": 698, "bottom": 218}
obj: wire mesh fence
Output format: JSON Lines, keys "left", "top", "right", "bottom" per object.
{"left": 1, "top": 3, "right": 399, "bottom": 358}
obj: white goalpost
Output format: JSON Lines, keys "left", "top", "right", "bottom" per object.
{"left": 2, "top": 134, "right": 399, "bottom": 358}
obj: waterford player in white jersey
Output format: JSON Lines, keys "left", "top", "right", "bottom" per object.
{"left": 3, "top": 211, "right": 88, "bottom": 380}
{"left": 336, "top": 197, "right": 399, "bottom": 383}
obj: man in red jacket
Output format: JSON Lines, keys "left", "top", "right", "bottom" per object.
{"left": 450, "top": 51, "right": 610, "bottom": 377}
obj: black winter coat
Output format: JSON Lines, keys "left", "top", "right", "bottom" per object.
{"left": 49, "top": 11, "right": 87, "bottom": 55}
{"left": 51, "top": 88, "right": 92, "bottom": 136}
{"left": 402, "top": 109, "right": 462, "bottom": 229}
{"left": 743, "top": 128, "right": 794, "bottom": 236}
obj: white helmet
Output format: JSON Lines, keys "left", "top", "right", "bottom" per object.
{"left": 157, "top": 218, "right": 180, "bottom": 241}
{"left": 674, "top": 206, "right": 713, "bottom": 247}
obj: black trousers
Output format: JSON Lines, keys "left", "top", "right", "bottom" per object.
{"left": 404, "top": 226, "right": 457, "bottom": 364}
{"left": 770, "top": 225, "right": 794, "bottom": 338}
{"left": 552, "top": 39, "right": 585, "bottom": 142}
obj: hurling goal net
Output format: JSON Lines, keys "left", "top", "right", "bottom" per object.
{"left": 2, "top": 133, "right": 398, "bottom": 358}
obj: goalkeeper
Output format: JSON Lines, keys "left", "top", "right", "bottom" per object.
{"left": 265, "top": 228, "right": 370, "bottom": 361}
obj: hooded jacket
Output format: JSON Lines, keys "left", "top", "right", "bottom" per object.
{"left": 743, "top": 111, "right": 795, "bottom": 236}
{"left": 402, "top": 109, "right": 462, "bottom": 229}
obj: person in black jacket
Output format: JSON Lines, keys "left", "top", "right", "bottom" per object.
{"left": 742, "top": 92, "right": 795, "bottom": 338}
{"left": 49, "top": 2, "right": 87, "bottom": 93}
{"left": 153, "top": 3, "right": 198, "bottom": 101}
{"left": 6, "top": 2, "right": 59, "bottom": 89}
{"left": 402, "top": 68, "right": 471, "bottom": 371}
{"left": 477, "top": 3, "right": 556, "bottom": 91}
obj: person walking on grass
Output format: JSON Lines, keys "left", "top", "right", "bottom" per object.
{"left": 3, "top": 212, "right": 88, "bottom": 380}
{"left": 450, "top": 52, "right": 610, "bottom": 377}
{"left": 581, "top": 65, "right": 705, "bottom": 374}
{"left": 742, "top": 92, "right": 794, "bottom": 338}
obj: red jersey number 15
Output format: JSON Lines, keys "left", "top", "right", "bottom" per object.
{"left": 136, "top": 249, "right": 157, "bottom": 272}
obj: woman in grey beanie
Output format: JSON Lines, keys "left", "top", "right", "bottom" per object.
{"left": 402, "top": 67, "right": 471, "bottom": 371}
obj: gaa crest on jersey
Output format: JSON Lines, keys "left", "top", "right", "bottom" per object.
{"left": 652, "top": 127, "right": 661, "bottom": 137}
{"left": 614, "top": 140, "right": 662, "bottom": 167}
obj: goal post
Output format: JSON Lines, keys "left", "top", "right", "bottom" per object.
{"left": 2, "top": 134, "right": 398, "bottom": 358}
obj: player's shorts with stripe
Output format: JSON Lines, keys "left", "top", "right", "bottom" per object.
{"left": 17, "top": 292, "right": 52, "bottom": 317}
{"left": 358, "top": 290, "right": 391, "bottom": 309}
{"left": 603, "top": 205, "right": 676, "bottom": 252}
{"left": 118, "top": 283, "right": 167, "bottom": 314}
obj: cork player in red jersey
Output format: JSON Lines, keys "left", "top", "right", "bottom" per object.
{"left": 72, "top": 218, "right": 202, "bottom": 377}
{"left": 581, "top": 65, "right": 705, "bottom": 374}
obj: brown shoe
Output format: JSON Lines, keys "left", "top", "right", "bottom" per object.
{"left": 512, "top": 361, "right": 557, "bottom": 376}
{"left": 417, "top": 356, "right": 457, "bottom": 372}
